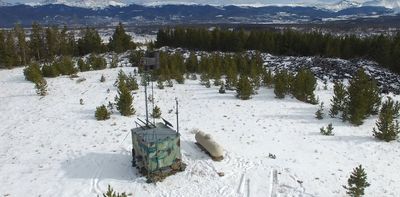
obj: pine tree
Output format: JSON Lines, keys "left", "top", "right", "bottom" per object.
{"left": 346, "top": 69, "right": 381, "bottom": 126}
{"left": 100, "top": 74, "right": 106, "bottom": 82}
{"left": 41, "top": 63, "right": 59, "bottom": 77}
{"left": 157, "top": 79, "right": 164, "bottom": 89}
{"left": 77, "top": 27, "right": 104, "bottom": 55}
{"left": 95, "top": 105, "right": 111, "bottom": 120}
{"left": 35, "top": 79, "right": 48, "bottom": 96}
{"left": 78, "top": 58, "right": 91, "bottom": 72}
{"left": 23, "top": 62, "right": 43, "bottom": 83}
{"left": 88, "top": 54, "right": 107, "bottom": 70}
{"left": 292, "top": 69, "right": 317, "bottom": 104}
{"left": 108, "top": 22, "right": 135, "bottom": 53}
{"left": 219, "top": 81, "right": 226, "bottom": 94}
{"left": 274, "top": 70, "right": 290, "bottom": 99}
{"left": 55, "top": 56, "right": 77, "bottom": 75}
{"left": 152, "top": 105, "right": 162, "bottom": 118}
{"left": 236, "top": 75, "right": 253, "bottom": 100}
{"left": 372, "top": 97, "right": 400, "bottom": 142}
{"left": 14, "top": 24, "right": 29, "bottom": 66}
{"left": 315, "top": 102, "right": 324, "bottom": 120}
{"left": 343, "top": 165, "right": 370, "bottom": 197}
{"left": 126, "top": 73, "right": 139, "bottom": 91}
{"left": 262, "top": 69, "right": 274, "bottom": 88}
{"left": 103, "top": 185, "right": 127, "bottom": 197}
{"left": 330, "top": 81, "right": 347, "bottom": 118}
{"left": 29, "top": 22, "right": 45, "bottom": 60}
{"left": 166, "top": 79, "right": 174, "bottom": 87}
{"left": 3, "top": 31, "right": 18, "bottom": 68}
{"left": 110, "top": 54, "right": 119, "bottom": 68}
{"left": 115, "top": 82, "right": 135, "bottom": 116}
{"left": 320, "top": 123, "right": 334, "bottom": 136}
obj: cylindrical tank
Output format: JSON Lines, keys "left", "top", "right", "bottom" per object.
{"left": 195, "top": 131, "right": 223, "bottom": 161}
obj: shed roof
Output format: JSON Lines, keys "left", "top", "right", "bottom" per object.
{"left": 132, "top": 124, "right": 179, "bottom": 143}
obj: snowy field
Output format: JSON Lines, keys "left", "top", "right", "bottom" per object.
{"left": 1, "top": 67, "right": 400, "bottom": 197}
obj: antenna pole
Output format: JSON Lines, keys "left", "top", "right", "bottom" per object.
{"left": 144, "top": 72, "right": 149, "bottom": 126}
{"left": 176, "top": 97, "right": 179, "bottom": 133}
{"left": 152, "top": 77, "right": 155, "bottom": 125}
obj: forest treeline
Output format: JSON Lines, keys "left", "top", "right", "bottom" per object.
{"left": 155, "top": 28, "right": 400, "bottom": 74}
{"left": 0, "top": 22, "right": 135, "bottom": 69}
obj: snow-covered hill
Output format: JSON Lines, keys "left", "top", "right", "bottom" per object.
{"left": 1, "top": 55, "right": 400, "bottom": 196}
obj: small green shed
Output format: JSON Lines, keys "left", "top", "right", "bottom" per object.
{"left": 131, "top": 122, "right": 183, "bottom": 176}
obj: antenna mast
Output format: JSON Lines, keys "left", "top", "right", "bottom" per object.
{"left": 176, "top": 97, "right": 179, "bottom": 133}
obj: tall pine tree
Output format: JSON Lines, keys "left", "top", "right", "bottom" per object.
{"left": 372, "top": 97, "right": 400, "bottom": 142}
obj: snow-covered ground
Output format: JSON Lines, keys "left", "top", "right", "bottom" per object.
{"left": 1, "top": 67, "right": 400, "bottom": 197}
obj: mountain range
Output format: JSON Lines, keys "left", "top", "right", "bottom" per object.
{"left": 6, "top": 0, "right": 398, "bottom": 11}
{"left": 0, "top": 0, "right": 399, "bottom": 27}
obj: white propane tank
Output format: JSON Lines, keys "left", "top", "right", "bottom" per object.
{"left": 195, "top": 131, "right": 224, "bottom": 161}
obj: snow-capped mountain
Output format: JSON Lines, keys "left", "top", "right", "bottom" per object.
{"left": 320, "top": 0, "right": 363, "bottom": 11}
{"left": 40, "top": 0, "right": 126, "bottom": 8}
{"left": 0, "top": 0, "right": 12, "bottom": 6}
{"left": 364, "top": 0, "right": 400, "bottom": 10}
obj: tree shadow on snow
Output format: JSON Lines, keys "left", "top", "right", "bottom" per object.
{"left": 61, "top": 152, "right": 140, "bottom": 181}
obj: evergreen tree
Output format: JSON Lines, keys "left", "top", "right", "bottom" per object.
{"left": 0, "top": 30, "right": 5, "bottom": 68}
{"left": 320, "top": 123, "right": 334, "bottom": 136}
{"left": 110, "top": 53, "right": 119, "bottom": 68}
{"left": 157, "top": 79, "right": 164, "bottom": 89}
{"left": 100, "top": 74, "right": 106, "bottom": 82}
{"left": 166, "top": 79, "right": 174, "bottom": 87}
{"left": 115, "top": 82, "right": 135, "bottom": 116}
{"left": 55, "top": 56, "right": 77, "bottom": 75}
{"left": 126, "top": 73, "right": 139, "bottom": 91}
{"left": 41, "top": 63, "right": 59, "bottom": 77}
{"left": 262, "top": 69, "right": 274, "bottom": 88}
{"left": 152, "top": 105, "right": 162, "bottom": 118}
{"left": 45, "top": 26, "right": 60, "bottom": 60}
{"left": 236, "top": 75, "right": 253, "bottom": 100}
{"left": 108, "top": 23, "right": 135, "bottom": 53}
{"left": 346, "top": 69, "right": 381, "bottom": 125}
{"left": 14, "top": 24, "right": 29, "bottom": 65}
{"left": 372, "top": 97, "right": 400, "bottom": 142}
{"left": 225, "top": 58, "right": 238, "bottom": 90}
{"left": 315, "top": 102, "right": 324, "bottom": 120}
{"left": 95, "top": 105, "right": 111, "bottom": 120}
{"left": 274, "top": 70, "right": 290, "bottom": 99}
{"left": 78, "top": 58, "right": 91, "bottom": 72}
{"left": 35, "top": 79, "right": 48, "bottom": 96}
{"left": 23, "top": 62, "right": 43, "bottom": 83}
{"left": 77, "top": 27, "right": 104, "bottom": 55}
{"left": 29, "top": 22, "right": 45, "bottom": 60}
{"left": 3, "top": 31, "right": 18, "bottom": 68}
{"left": 219, "top": 81, "right": 226, "bottom": 94}
{"left": 103, "top": 185, "right": 127, "bottom": 197}
{"left": 292, "top": 69, "right": 317, "bottom": 104}
{"left": 88, "top": 54, "right": 107, "bottom": 70}
{"left": 330, "top": 81, "right": 347, "bottom": 118}
{"left": 343, "top": 165, "right": 370, "bottom": 197}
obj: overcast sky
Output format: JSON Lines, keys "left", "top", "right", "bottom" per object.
{"left": 3, "top": 0, "right": 344, "bottom": 6}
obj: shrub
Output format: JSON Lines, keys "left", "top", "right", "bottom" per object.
{"left": 152, "top": 106, "right": 162, "bottom": 118}
{"left": 102, "top": 185, "right": 127, "bottom": 197}
{"left": 89, "top": 54, "right": 107, "bottom": 70}
{"left": 95, "top": 105, "right": 110, "bottom": 120}
{"left": 35, "top": 79, "right": 48, "bottom": 96}
{"left": 78, "top": 58, "right": 91, "bottom": 72}
{"left": 320, "top": 123, "right": 334, "bottom": 136}
{"left": 23, "top": 62, "right": 43, "bottom": 83}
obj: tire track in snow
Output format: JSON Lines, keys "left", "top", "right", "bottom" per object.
{"left": 269, "top": 169, "right": 278, "bottom": 197}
